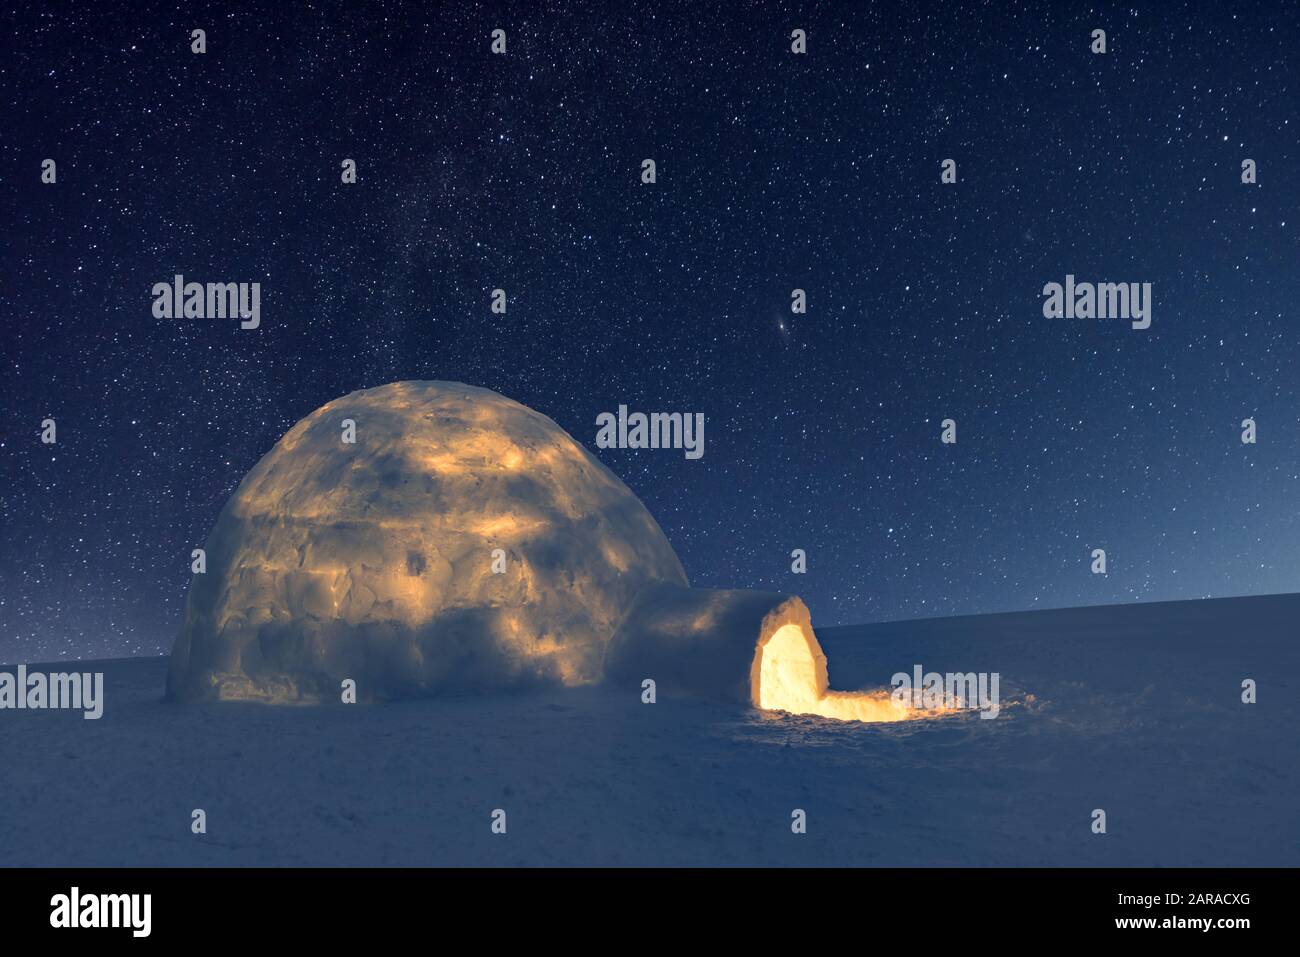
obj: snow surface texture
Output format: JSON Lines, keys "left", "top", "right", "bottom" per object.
{"left": 3, "top": 594, "right": 1294, "bottom": 866}
{"left": 166, "top": 381, "right": 687, "bottom": 703}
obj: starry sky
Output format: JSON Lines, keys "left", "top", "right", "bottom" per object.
{"left": 3, "top": 1, "right": 1299, "bottom": 661}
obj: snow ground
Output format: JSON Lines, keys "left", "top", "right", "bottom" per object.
{"left": 1, "top": 593, "right": 1295, "bottom": 866}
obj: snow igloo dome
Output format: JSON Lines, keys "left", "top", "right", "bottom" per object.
{"left": 165, "top": 381, "right": 688, "bottom": 702}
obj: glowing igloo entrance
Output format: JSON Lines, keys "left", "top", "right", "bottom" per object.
{"left": 605, "top": 583, "right": 941, "bottom": 723}
{"left": 753, "top": 623, "right": 923, "bottom": 723}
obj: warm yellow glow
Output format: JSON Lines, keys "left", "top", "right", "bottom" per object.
{"left": 756, "top": 625, "right": 950, "bottom": 723}
{"left": 469, "top": 514, "right": 547, "bottom": 538}
{"left": 756, "top": 626, "right": 822, "bottom": 712}
{"left": 408, "top": 431, "right": 531, "bottom": 475}
{"left": 517, "top": 634, "right": 584, "bottom": 685}
{"left": 599, "top": 541, "right": 632, "bottom": 573}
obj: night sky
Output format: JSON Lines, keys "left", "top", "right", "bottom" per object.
{"left": 4, "top": 1, "right": 1299, "bottom": 662}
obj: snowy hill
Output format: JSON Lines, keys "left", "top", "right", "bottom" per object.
{"left": 1, "top": 592, "right": 1294, "bottom": 866}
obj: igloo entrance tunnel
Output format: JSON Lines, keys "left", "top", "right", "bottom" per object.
{"left": 167, "top": 381, "right": 934, "bottom": 722}
{"left": 603, "top": 583, "right": 929, "bottom": 721}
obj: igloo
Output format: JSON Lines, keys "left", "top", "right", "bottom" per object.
{"left": 167, "top": 380, "right": 931, "bottom": 722}
{"left": 166, "top": 381, "right": 687, "bottom": 702}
